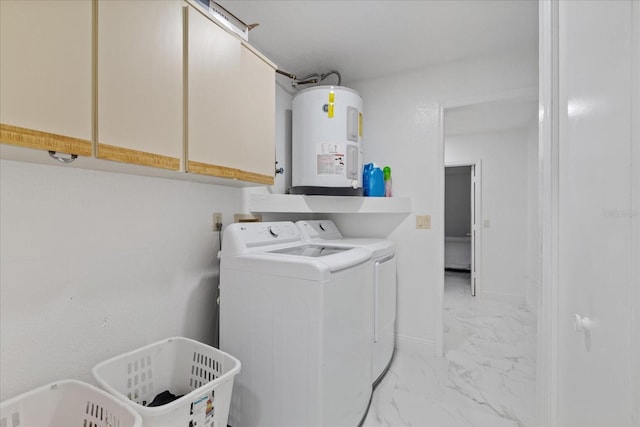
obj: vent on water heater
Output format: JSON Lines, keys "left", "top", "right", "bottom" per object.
{"left": 290, "top": 86, "right": 364, "bottom": 196}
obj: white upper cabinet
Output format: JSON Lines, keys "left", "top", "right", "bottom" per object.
{"left": 97, "top": 0, "right": 183, "bottom": 170}
{"left": 1, "top": 0, "right": 275, "bottom": 185}
{"left": 0, "top": 0, "right": 92, "bottom": 156}
{"left": 186, "top": 4, "right": 275, "bottom": 185}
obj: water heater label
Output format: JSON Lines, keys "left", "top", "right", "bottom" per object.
{"left": 317, "top": 143, "right": 344, "bottom": 175}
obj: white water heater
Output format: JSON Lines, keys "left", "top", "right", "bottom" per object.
{"left": 290, "top": 86, "right": 364, "bottom": 196}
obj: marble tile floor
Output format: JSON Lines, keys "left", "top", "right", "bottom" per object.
{"left": 363, "top": 271, "right": 537, "bottom": 427}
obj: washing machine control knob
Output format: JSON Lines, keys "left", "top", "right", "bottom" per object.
{"left": 268, "top": 226, "right": 279, "bottom": 237}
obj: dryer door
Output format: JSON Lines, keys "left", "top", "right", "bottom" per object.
{"left": 373, "top": 255, "right": 397, "bottom": 381}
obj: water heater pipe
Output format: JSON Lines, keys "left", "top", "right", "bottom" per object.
{"left": 276, "top": 69, "right": 342, "bottom": 88}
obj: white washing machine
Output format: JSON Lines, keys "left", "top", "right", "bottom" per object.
{"left": 219, "top": 221, "right": 373, "bottom": 427}
{"left": 296, "top": 220, "right": 397, "bottom": 384}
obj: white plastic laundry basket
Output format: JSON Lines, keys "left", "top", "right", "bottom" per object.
{"left": 0, "top": 379, "right": 142, "bottom": 427}
{"left": 92, "top": 337, "right": 241, "bottom": 427}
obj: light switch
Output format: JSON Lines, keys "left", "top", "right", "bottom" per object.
{"left": 484, "top": 219, "right": 490, "bottom": 228}
{"left": 416, "top": 215, "right": 431, "bottom": 229}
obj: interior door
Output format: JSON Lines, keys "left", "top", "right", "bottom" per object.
{"left": 557, "top": 1, "right": 638, "bottom": 425}
{"left": 470, "top": 165, "right": 477, "bottom": 296}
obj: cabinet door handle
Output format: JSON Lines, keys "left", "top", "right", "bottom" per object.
{"left": 49, "top": 151, "right": 77, "bottom": 164}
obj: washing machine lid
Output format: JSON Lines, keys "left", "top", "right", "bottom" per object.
{"left": 220, "top": 222, "right": 372, "bottom": 280}
{"left": 296, "top": 220, "right": 395, "bottom": 258}
{"left": 338, "top": 238, "right": 395, "bottom": 259}
{"left": 222, "top": 246, "right": 371, "bottom": 280}
{"left": 268, "top": 245, "right": 350, "bottom": 257}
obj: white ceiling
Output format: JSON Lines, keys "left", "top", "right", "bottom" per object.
{"left": 220, "top": 0, "right": 539, "bottom": 84}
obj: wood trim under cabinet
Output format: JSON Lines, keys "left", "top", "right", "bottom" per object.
{"left": 188, "top": 160, "right": 274, "bottom": 185}
{"left": 97, "top": 143, "right": 180, "bottom": 170}
{"left": 0, "top": 123, "right": 93, "bottom": 156}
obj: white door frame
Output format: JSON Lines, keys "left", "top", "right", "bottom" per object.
{"left": 537, "top": 1, "right": 560, "bottom": 425}
{"left": 633, "top": 0, "right": 640, "bottom": 420}
{"left": 435, "top": 86, "right": 536, "bottom": 357}
{"left": 443, "top": 161, "right": 481, "bottom": 297}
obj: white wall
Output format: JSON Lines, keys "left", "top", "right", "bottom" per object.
{"left": 349, "top": 50, "right": 537, "bottom": 349}
{"left": 0, "top": 159, "right": 243, "bottom": 400}
{"left": 446, "top": 128, "right": 529, "bottom": 301}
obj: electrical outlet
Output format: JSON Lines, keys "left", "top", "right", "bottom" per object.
{"left": 416, "top": 215, "right": 431, "bottom": 229}
{"left": 213, "top": 212, "right": 222, "bottom": 231}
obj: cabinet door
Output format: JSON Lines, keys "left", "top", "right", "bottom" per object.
{"left": 186, "top": 6, "right": 275, "bottom": 185}
{"left": 238, "top": 45, "right": 276, "bottom": 180}
{"left": 0, "top": 0, "right": 92, "bottom": 156}
{"left": 97, "top": 0, "right": 183, "bottom": 170}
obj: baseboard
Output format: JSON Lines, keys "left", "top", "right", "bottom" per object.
{"left": 480, "top": 290, "right": 526, "bottom": 305}
{"left": 396, "top": 334, "right": 436, "bottom": 357}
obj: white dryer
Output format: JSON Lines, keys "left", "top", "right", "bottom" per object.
{"left": 219, "top": 221, "right": 373, "bottom": 427}
{"left": 296, "top": 220, "right": 397, "bottom": 384}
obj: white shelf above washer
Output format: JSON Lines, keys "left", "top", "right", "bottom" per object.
{"left": 248, "top": 193, "right": 412, "bottom": 214}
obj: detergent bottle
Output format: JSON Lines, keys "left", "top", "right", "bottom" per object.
{"left": 368, "top": 164, "right": 385, "bottom": 197}
{"left": 362, "top": 163, "right": 373, "bottom": 196}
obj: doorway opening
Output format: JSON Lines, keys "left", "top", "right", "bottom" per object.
{"left": 444, "top": 164, "right": 479, "bottom": 296}
{"left": 435, "top": 89, "right": 539, "bottom": 359}
{"left": 435, "top": 93, "right": 540, "bottom": 425}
